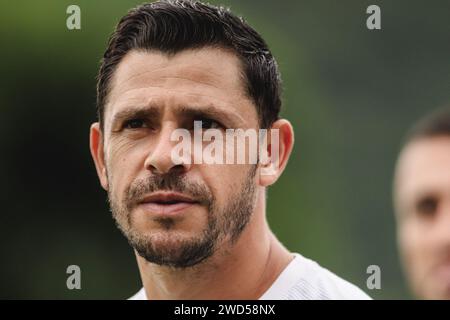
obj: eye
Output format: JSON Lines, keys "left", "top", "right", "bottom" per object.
{"left": 123, "top": 118, "right": 147, "bottom": 129}
{"left": 416, "top": 196, "right": 439, "bottom": 218}
{"left": 198, "top": 118, "right": 222, "bottom": 130}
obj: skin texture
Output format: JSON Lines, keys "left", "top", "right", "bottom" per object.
{"left": 394, "top": 136, "right": 450, "bottom": 299}
{"left": 90, "top": 47, "right": 295, "bottom": 299}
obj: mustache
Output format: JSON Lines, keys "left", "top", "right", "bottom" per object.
{"left": 124, "top": 171, "right": 213, "bottom": 209}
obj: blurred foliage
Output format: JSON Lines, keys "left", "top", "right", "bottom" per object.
{"left": 1, "top": 0, "right": 450, "bottom": 299}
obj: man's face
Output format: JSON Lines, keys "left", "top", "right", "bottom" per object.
{"left": 94, "top": 47, "right": 261, "bottom": 268}
{"left": 395, "top": 136, "right": 450, "bottom": 299}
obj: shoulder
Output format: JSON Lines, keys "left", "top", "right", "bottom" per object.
{"left": 261, "top": 253, "right": 372, "bottom": 300}
{"left": 128, "top": 288, "right": 147, "bottom": 300}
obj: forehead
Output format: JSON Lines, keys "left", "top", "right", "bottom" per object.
{"left": 104, "top": 47, "right": 256, "bottom": 128}
{"left": 396, "top": 136, "right": 450, "bottom": 204}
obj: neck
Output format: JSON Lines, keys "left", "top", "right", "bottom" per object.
{"left": 135, "top": 187, "right": 293, "bottom": 300}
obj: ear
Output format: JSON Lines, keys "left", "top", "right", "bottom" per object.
{"left": 258, "top": 119, "right": 294, "bottom": 187}
{"left": 89, "top": 122, "right": 109, "bottom": 191}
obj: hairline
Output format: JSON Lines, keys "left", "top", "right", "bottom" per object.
{"left": 100, "top": 45, "right": 258, "bottom": 132}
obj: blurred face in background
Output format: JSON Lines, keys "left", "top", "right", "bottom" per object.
{"left": 90, "top": 47, "right": 264, "bottom": 268}
{"left": 395, "top": 136, "right": 450, "bottom": 299}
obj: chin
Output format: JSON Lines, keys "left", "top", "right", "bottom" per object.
{"left": 136, "top": 228, "right": 202, "bottom": 249}
{"left": 132, "top": 230, "right": 215, "bottom": 268}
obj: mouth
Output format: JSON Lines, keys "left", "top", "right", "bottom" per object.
{"left": 137, "top": 192, "right": 199, "bottom": 216}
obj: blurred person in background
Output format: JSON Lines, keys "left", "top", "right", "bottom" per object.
{"left": 394, "top": 108, "right": 450, "bottom": 299}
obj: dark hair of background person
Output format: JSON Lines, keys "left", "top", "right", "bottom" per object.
{"left": 404, "top": 107, "right": 450, "bottom": 145}
{"left": 96, "top": 0, "right": 282, "bottom": 130}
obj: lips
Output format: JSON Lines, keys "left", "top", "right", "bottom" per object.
{"left": 137, "top": 192, "right": 198, "bottom": 215}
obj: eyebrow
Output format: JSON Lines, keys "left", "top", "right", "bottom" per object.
{"left": 110, "top": 104, "right": 246, "bottom": 130}
{"left": 111, "top": 106, "right": 161, "bottom": 130}
{"left": 176, "top": 105, "right": 246, "bottom": 127}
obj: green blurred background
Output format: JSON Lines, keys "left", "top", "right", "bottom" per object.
{"left": 1, "top": 0, "right": 449, "bottom": 299}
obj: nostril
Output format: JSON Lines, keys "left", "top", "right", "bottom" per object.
{"left": 172, "top": 164, "right": 187, "bottom": 173}
{"left": 145, "top": 157, "right": 189, "bottom": 175}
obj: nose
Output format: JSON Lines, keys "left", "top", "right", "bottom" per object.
{"left": 144, "top": 122, "right": 192, "bottom": 175}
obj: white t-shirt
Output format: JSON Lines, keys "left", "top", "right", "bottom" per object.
{"left": 129, "top": 252, "right": 371, "bottom": 300}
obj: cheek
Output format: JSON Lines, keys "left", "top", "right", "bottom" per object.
{"left": 399, "top": 222, "right": 433, "bottom": 272}
{"left": 202, "top": 164, "right": 253, "bottom": 200}
{"left": 106, "top": 139, "right": 148, "bottom": 196}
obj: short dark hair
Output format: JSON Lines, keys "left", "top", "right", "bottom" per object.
{"left": 405, "top": 107, "right": 450, "bottom": 144}
{"left": 96, "top": 0, "right": 282, "bottom": 130}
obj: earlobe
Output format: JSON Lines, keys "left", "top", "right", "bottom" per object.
{"left": 258, "top": 143, "right": 280, "bottom": 187}
{"left": 89, "top": 122, "right": 109, "bottom": 191}
{"left": 258, "top": 119, "right": 294, "bottom": 187}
